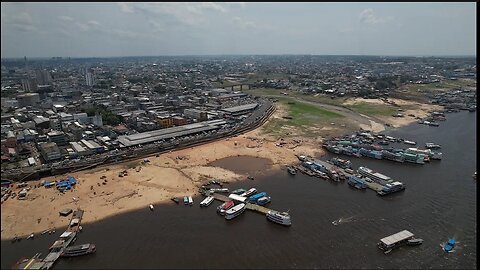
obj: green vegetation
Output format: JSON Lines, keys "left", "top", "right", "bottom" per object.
{"left": 345, "top": 102, "right": 397, "bottom": 117}
{"left": 84, "top": 106, "right": 123, "bottom": 126}
{"left": 401, "top": 79, "right": 475, "bottom": 94}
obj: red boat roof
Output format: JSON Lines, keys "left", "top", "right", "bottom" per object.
{"left": 222, "top": 200, "right": 234, "bottom": 210}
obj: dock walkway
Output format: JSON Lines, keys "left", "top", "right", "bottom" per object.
{"left": 209, "top": 193, "right": 274, "bottom": 215}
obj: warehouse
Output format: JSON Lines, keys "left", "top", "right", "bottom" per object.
{"left": 221, "top": 103, "right": 258, "bottom": 116}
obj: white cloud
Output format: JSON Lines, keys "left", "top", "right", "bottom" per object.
{"left": 359, "top": 8, "right": 393, "bottom": 24}
{"left": 58, "top": 15, "right": 74, "bottom": 22}
{"left": 117, "top": 2, "right": 134, "bottom": 13}
{"left": 2, "top": 12, "right": 37, "bottom": 32}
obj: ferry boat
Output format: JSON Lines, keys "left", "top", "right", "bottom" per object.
{"left": 377, "top": 181, "right": 406, "bottom": 196}
{"left": 248, "top": 192, "right": 267, "bottom": 203}
{"left": 347, "top": 175, "right": 367, "bottom": 190}
{"left": 287, "top": 166, "right": 297, "bottom": 175}
{"left": 224, "top": 203, "right": 246, "bottom": 220}
{"left": 231, "top": 188, "right": 246, "bottom": 195}
{"left": 257, "top": 196, "right": 271, "bottom": 205}
{"left": 240, "top": 188, "right": 257, "bottom": 197}
{"left": 200, "top": 196, "right": 214, "bottom": 207}
{"left": 357, "top": 166, "right": 393, "bottom": 185}
{"left": 406, "top": 147, "right": 442, "bottom": 160}
{"left": 330, "top": 157, "right": 352, "bottom": 169}
{"left": 377, "top": 230, "right": 415, "bottom": 254}
{"left": 183, "top": 196, "right": 189, "bottom": 205}
{"left": 404, "top": 140, "right": 416, "bottom": 146}
{"left": 188, "top": 196, "right": 193, "bottom": 206}
{"left": 266, "top": 210, "right": 291, "bottom": 226}
{"left": 217, "top": 200, "right": 235, "bottom": 215}
{"left": 61, "top": 243, "right": 96, "bottom": 257}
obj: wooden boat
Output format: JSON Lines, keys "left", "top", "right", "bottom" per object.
{"left": 407, "top": 238, "right": 424, "bottom": 246}
{"left": 61, "top": 243, "right": 96, "bottom": 257}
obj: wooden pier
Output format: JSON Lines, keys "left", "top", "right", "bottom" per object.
{"left": 209, "top": 193, "right": 275, "bottom": 215}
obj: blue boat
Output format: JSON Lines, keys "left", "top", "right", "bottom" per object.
{"left": 257, "top": 196, "right": 271, "bottom": 205}
{"left": 67, "top": 176, "right": 77, "bottom": 185}
{"left": 248, "top": 192, "right": 267, "bottom": 203}
{"left": 1, "top": 180, "right": 12, "bottom": 186}
{"left": 443, "top": 239, "right": 455, "bottom": 252}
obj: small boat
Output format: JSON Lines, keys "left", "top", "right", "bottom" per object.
{"left": 231, "top": 188, "right": 246, "bottom": 195}
{"left": 443, "top": 239, "right": 456, "bottom": 252}
{"left": 473, "top": 172, "right": 477, "bottom": 179}
{"left": 210, "top": 180, "right": 222, "bottom": 186}
{"left": 217, "top": 200, "right": 235, "bottom": 215}
{"left": 404, "top": 140, "right": 416, "bottom": 146}
{"left": 407, "top": 238, "right": 424, "bottom": 246}
{"left": 266, "top": 210, "right": 291, "bottom": 226}
{"left": 199, "top": 196, "right": 214, "bottom": 207}
{"left": 225, "top": 203, "right": 246, "bottom": 220}
{"left": 257, "top": 196, "right": 271, "bottom": 206}
{"left": 61, "top": 243, "right": 96, "bottom": 257}
{"left": 11, "top": 236, "right": 19, "bottom": 243}
{"left": 247, "top": 176, "right": 254, "bottom": 180}
{"left": 287, "top": 167, "right": 296, "bottom": 175}
{"left": 425, "top": 143, "right": 441, "bottom": 149}
{"left": 171, "top": 197, "right": 180, "bottom": 204}
{"left": 188, "top": 196, "right": 193, "bottom": 206}
{"left": 240, "top": 188, "right": 257, "bottom": 197}
{"left": 149, "top": 204, "right": 154, "bottom": 211}
{"left": 183, "top": 196, "right": 189, "bottom": 205}
{"left": 26, "top": 234, "right": 34, "bottom": 240}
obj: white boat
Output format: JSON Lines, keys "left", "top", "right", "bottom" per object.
{"left": 240, "top": 188, "right": 257, "bottom": 197}
{"left": 425, "top": 143, "right": 441, "bottom": 149}
{"left": 149, "top": 204, "right": 154, "bottom": 211}
{"left": 404, "top": 140, "right": 416, "bottom": 145}
{"left": 27, "top": 233, "right": 34, "bottom": 240}
{"left": 225, "top": 203, "right": 246, "bottom": 220}
{"left": 217, "top": 200, "right": 235, "bottom": 215}
{"left": 266, "top": 211, "right": 291, "bottom": 226}
{"left": 188, "top": 196, "right": 193, "bottom": 206}
{"left": 200, "top": 196, "right": 214, "bottom": 207}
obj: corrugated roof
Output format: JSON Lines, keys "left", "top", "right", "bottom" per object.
{"left": 380, "top": 230, "right": 414, "bottom": 246}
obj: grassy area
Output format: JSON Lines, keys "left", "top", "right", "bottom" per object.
{"left": 401, "top": 79, "right": 476, "bottom": 94}
{"left": 260, "top": 98, "right": 345, "bottom": 138}
{"left": 345, "top": 102, "right": 397, "bottom": 117}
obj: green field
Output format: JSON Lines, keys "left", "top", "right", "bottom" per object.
{"left": 401, "top": 79, "right": 476, "bottom": 94}
{"left": 345, "top": 102, "right": 397, "bottom": 117}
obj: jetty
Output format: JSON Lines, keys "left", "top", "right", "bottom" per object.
{"left": 13, "top": 209, "right": 85, "bottom": 270}
{"left": 208, "top": 192, "right": 277, "bottom": 215}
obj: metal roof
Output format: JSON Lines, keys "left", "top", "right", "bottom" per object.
{"left": 221, "top": 103, "right": 258, "bottom": 113}
{"left": 380, "top": 230, "right": 414, "bottom": 246}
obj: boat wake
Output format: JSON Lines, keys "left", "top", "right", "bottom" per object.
{"left": 332, "top": 216, "right": 355, "bottom": 226}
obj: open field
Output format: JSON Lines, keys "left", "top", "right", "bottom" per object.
{"left": 400, "top": 79, "right": 476, "bottom": 94}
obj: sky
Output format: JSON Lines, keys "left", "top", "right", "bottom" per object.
{"left": 0, "top": 2, "right": 476, "bottom": 58}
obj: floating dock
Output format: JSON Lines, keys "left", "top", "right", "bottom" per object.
{"left": 209, "top": 193, "right": 275, "bottom": 215}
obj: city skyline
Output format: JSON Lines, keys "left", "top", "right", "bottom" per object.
{"left": 1, "top": 2, "right": 477, "bottom": 58}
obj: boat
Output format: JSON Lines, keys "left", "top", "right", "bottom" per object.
{"left": 61, "top": 243, "right": 96, "bottom": 257}
{"left": 425, "top": 143, "right": 441, "bottom": 149}
{"left": 404, "top": 140, "right": 416, "bottom": 145}
{"left": 240, "top": 188, "right": 257, "bottom": 197}
{"left": 407, "top": 238, "right": 424, "bottom": 246}
{"left": 149, "top": 204, "right": 154, "bottom": 211}
{"left": 287, "top": 166, "right": 297, "bottom": 175}
{"left": 257, "top": 196, "right": 271, "bottom": 206}
{"left": 247, "top": 176, "right": 254, "bottom": 180}
{"left": 27, "top": 233, "right": 34, "bottom": 240}
{"left": 347, "top": 175, "right": 367, "bottom": 190}
{"left": 377, "top": 181, "right": 406, "bottom": 196}
{"left": 231, "top": 188, "right": 246, "bottom": 195}
{"left": 474, "top": 172, "right": 477, "bottom": 179}
{"left": 248, "top": 192, "right": 267, "bottom": 203}
{"left": 171, "top": 197, "right": 180, "bottom": 204}
{"left": 199, "top": 196, "right": 214, "bottom": 207}
{"left": 331, "top": 157, "right": 352, "bottom": 169}
{"left": 217, "top": 200, "right": 235, "bottom": 215}
{"left": 224, "top": 203, "right": 246, "bottom": 220}
{"left": 357, "top": 166, "right": 393, "bottom": 185}
{"left": 183, "top": 196, "right": 188, "bottom": 205}
{"left": 210, "top": 188, "right": 229, "bottom": 193}
{"left": 266, "top": 210, "right": 291, "bottom": 226}
{"left": 188, "top": 196, "right": 193, "bottom": 206}
{"left": 443, "top": 239, "right": 456, "bottom": 252}
{"left": 377, "top": 230, "right": 415, "bottom": 254}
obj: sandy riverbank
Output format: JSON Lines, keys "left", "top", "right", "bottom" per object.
{"left": 1, "top": 125, "right": 323, "bottom": 240}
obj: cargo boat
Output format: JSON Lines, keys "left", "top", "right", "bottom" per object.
{"left": 406, "top": 148, "right": 442, "bottom": 160}
{"left": 425, "top": 143, "right": 441, "bottom": 149}
{"left": 217, "top": 200, "right": 235, "bottom": 215}
{"left": 248, "top": 192, "right": 267, "bottom": 203}
{"left": 61, "top": 243, "right": 96, "bottom": 257}
{"left": 330, "top": 157, "right": 352, "bottom": 169}
{"left": 377, "top": 230, "right": 415, "bottom": 254}
{"left": 357, "top": 166, "right": 393, "bottom": 185}
{"left": 404, "top": 140, "right": 416, "bottom": 146}
{"left": 381, "top": 150, "right": 405, "bottom": 163}
{"left": 266, "top": 211, "right": 291, "bottom": 226}
{"left": 225, "top": 203, "right": 246, "bottom": 220}
{"left": 347, "top": 175, "right": 367, "bottom": 190}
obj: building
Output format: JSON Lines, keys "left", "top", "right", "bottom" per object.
{"left": 17, "top": 93, "right": 40, "bottom": 107}
{"left": 172, "top": 116, "right": 187, "bottom": 126}
{"left": 85, "top": 72, "right": 94, "bottom": 86}
{"left": 21, "top": 78, "right": 38, "bottom": 92}
{"left": 35, "top": 69, "right": 52, "bottom": 85}
{"left": 38, "top": 142, "right": 61, "bottom": 162}
{"left": 69, "top": 141, "right": 91, "bottom": 156}
{"left": 221, "top": 103, "right": 258, "bottom": 117}
{"left": 157, "top": 115, "right": 173, "bottom": 128}
{"left": 47, "top": 131, "right": 67, "bottom": 146}
{"left": 80, "top": 139, "right": 104, "bottom": 153}
{"left": 183, "top": 109, "right": 208, "bottom": 121}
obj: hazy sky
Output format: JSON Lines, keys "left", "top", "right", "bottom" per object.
{"left": 1, "top": 2, "right": 476, "bottom": 58}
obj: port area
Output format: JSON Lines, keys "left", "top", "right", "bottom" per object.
{"left": 206, "top": 192, "right": 274, "bottom": 215}
{"left": 293, "top": 158, "right": 386, "bottom": 193}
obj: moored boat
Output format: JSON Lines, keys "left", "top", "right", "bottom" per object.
{"left": 266, "top": 210, "right": 291, "bottom": 226}
{"left": 217, "top": 200, "right": 234, "bottom": 215}
{"left": 149, "top": 204, "right": 154, "bottom": 211}
{"left": 199, "top": 196, "right": 214, "bottom": 207}
{"left": 231, "top": 188, "right": 246, "bottom": 195}
{"left": 443, "top": 239, "right": 456, "bottom": 252}
{"left": 404, "top": 140, "right": 416, "bottom": 146}
{"left": 61, "top": 243, "right": 96, "bottom": 257}
{"left": 287, "top": 166, "right": 296, "bottom": 175}
{"left": 188, "top": 196, "right": 193, "bottom": 206}
{"left": 171, "top": 197, "right": 180, "bottom": 204}
{"left": 183, "top": 196, "right": 188, "bottom": 205}
{"left": 224, "top": 203, "right": 246, "bottom": 220}
{"left": 257, "top": 196, "right": 271, "bottom": 205}
{"left": 240, "top": 188, "right": 257, "bottom": 197}
{"left": 407, "top": 238, "right": 424, "bottom": 246}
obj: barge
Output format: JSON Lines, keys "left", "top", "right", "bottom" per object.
{"left": 377, "top": 230, "right": 415, "bottom": 254}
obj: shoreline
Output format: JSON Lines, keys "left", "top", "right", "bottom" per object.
{"left": 0, "top": 98, "right": 442, "bottom": 240}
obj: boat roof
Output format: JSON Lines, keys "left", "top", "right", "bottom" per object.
{"left": 60, "top": 231, "right": 73, "bottom": 238}
{"left": 228, "top": 194, "right": 247, "bottom": 202}
{"left": 380, "top": 230, "right": 414, "bottom": 246}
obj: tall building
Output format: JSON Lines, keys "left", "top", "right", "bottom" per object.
{"left": 85, "top": 72, "right": 94, "bottom": 86}
{"left": 36, "top": 69, "right": 52, "bottom": 85}
{"left": 21, "top": 78, "right": 38, "bottom": 92}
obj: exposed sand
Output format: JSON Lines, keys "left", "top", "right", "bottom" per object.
{"left": 1, "top": 120, "right": 323, "bottom": 240}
